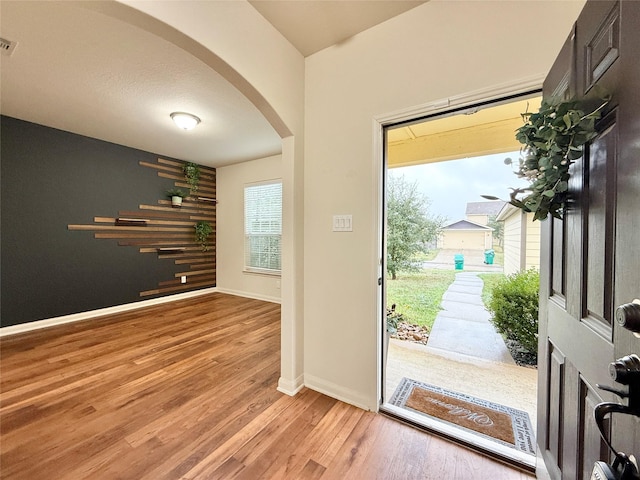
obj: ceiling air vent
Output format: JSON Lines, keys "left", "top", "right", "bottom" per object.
{"left": 0, "top": 37, "right": 18, "bottom": 56}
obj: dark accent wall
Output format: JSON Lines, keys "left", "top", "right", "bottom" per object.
{"left": 1, "top": 116, "right": 215, "bottom": 327}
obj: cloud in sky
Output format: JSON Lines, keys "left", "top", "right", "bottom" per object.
{"left": 389, "top": 151, "right": 529, "bottom": 222}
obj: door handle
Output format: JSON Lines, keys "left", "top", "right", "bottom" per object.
{"left": 594, "top": 354, "right": 640, "bottom": 480}
{"left": 615, "top": 300, "right": 640, "bottom": 338}
{"left": 596, "top": 354, "right": 640, "bottom": 411}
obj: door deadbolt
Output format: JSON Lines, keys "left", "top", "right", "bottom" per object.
{"left": 616, "top": 300, "right": 640, "bottom": 338}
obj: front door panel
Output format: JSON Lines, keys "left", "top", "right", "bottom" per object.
{"left": 538, "top": 1, "right": 640, "bottom": 479}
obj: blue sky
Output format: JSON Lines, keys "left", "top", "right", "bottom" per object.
{"left": 389, "top": 151, "right": 530, "bottom": 222}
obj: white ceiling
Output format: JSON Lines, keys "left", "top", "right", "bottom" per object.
{"left": 249, "top": 1, "right": 427, "bottom": 57}
{"left": 0, "top": 1, "right": 426, "bottom": 168}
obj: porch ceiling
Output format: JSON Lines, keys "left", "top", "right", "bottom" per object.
{"left": 387, "top": 96, "right": 542, "bottom": 168}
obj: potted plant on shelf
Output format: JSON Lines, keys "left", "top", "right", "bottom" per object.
{"left": 183, "top": 162, "right": 201, "bottom": 195}
{"left": 194, "top": 220, "right": 213, "bottom": 252}
{"left": 167, "top": 188, "right": 188, "bottom": 207}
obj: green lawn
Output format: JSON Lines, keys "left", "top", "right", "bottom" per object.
{"left": 386, "top": 269, "right": 457, "bottom": 330}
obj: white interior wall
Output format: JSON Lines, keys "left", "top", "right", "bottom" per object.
{"left": 216, "top": 155, "right": 283, "bottom": 303}
{"left": 116, "top": 0, "right": 306, "bottom": 394}
{"left": 304, "top": 0, "right": 585, "bottom": 409}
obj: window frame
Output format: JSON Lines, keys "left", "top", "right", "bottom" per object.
{"left": 243, "top": 179, "right": 282, "bottom": 276}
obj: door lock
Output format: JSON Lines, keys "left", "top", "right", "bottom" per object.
{"left": 616, "top": 300, "right": 640, "bottom": 338}
{"left": 593, "top": 354, "right": 640, "bottom": 480}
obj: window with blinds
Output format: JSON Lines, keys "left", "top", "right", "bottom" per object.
{"left": 244, "top": 180, "right": 282, "bottom": 274}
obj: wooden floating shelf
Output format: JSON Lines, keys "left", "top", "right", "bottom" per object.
{"left": 197, "top": 196, "right": 217, "bottom": 204}
{"left": 157, "top": 247, "right": 186, "bottom": 254}
{"left": 115, "top": 218, "right": 149, "bottom": 226}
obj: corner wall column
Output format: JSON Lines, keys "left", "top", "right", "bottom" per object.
{"left": 278, "top": 136, "right": 305, "bottom": 395}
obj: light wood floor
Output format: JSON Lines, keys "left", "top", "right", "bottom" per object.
{"left": 0, "top": 293, "right": 534, "bottom": 479}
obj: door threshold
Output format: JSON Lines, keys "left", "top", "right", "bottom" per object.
{"left": 380, "top": 403, "right": 536, "bottom": 473}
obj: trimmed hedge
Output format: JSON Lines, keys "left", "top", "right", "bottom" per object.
{"left": 486, "top": 269, "right": 539, "bottom": 357}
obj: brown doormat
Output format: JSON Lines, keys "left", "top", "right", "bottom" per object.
{"left": 389, "top": 378, "right": 535, "bottom": 455}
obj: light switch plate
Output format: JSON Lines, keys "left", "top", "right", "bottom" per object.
{"left": 333, "top": 215, "right": 352, "bottom": 232}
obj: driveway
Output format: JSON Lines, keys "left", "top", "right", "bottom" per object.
{"left": 424, "top": 248, "right": 502, "bottom": 272}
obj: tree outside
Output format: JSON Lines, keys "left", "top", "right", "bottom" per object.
{"left": 387, "top": 174, "right": 445, "bottom": 280}
{"left": 487, "top": 214, "right": 504, "bottom": 247}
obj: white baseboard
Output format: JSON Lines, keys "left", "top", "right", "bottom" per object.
{"left": 277, "top": 374, "right": 305, "bottom": 396}
{"left": 304, "top": 373, "right": 374, "bottom": 411}
{"left": 0, "top": 287, "right": 218, "bottom": 337}
{"left": 215, "top": 287, "right": 281, "bottom": 304}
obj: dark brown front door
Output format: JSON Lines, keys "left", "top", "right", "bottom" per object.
{"left": 538, "top": 1, "right": 640, "bottom": 479}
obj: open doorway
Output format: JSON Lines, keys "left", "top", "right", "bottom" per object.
{"left": 380, "top": 94, "right": 542, "bottom": 469}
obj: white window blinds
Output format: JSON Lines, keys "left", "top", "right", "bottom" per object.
{"left": 244, "top": 181, "right": 282, "bottom": 274}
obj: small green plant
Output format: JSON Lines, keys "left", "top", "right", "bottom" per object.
{"left": 166, "top": 187, "right": 187, "bottom": 198}
{"left": 183, "top": 162, "right": 201, "bottom": 194}
{"left": 194, "top": 220, "right": 213, "bottom": 252}
{"left": 500, "top": 97, "right": 607, "bottom": 220}
{"left": 386, "top": 304, "right": 403, "bottom": 334}
{"left": 486, "top": 268, "right": 539, "bottom": 359}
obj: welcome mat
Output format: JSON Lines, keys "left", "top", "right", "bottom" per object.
{"left": 389, "top": 378, "right": 535, "bottom": 455}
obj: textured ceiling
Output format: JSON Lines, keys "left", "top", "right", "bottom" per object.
{"left": 0, "top": 1, "right": 281, "bottom": 167}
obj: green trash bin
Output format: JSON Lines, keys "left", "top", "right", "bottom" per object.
{"left": 484, "top": 249, "right": 495, "bottom": 265}
{"left": 454, "top": 254, "right": 464, "bottom": 270}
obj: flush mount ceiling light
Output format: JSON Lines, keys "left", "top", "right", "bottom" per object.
{"left": 170, "top": 112, "right": 201, "bottom": 130}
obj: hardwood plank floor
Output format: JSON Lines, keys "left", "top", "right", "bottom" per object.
{"left": 0, "top": 293, "right": 534, "bottom": 479}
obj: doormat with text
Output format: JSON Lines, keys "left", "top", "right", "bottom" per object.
{"left": 389, "top": 378, "right": 535, "bottom": 455}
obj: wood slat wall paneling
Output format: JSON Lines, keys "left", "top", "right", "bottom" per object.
{"left": 139, "top": 205, "right": 213, "bottom": 215}
{"left": 157, "top": 172, "right": 217, "bottom": 189}
{"left": 68, "top": 225, "right": 189, "bottom": 232}
{"left": 2, "top": 116, "right": 220, "bottom": 326}
{"left": 175, "top": 258, "right": 213, "bottom": 265}
{"left": 68, "top": 157, "right": 216, "bottom": 297}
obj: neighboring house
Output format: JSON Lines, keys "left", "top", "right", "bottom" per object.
{"left": 437, "top": 219, "right": 493, "bottom": 250}
{"left": 465, "top": 200, "right": 506, "bottom": 226}
{"left": 496, "top": 203, "right": 541, "bottom": 275}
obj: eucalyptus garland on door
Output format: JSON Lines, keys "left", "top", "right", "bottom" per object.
{"left": 499, "top": 97, "right": 608, "bottom": 221}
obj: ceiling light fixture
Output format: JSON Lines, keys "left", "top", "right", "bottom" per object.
{"left": 170, "top": 112, "right": 200, "bottom": 130}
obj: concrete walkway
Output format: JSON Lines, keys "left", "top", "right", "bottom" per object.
{"left": 427, "top": 272, "right": 515, "bottom": 364}
{"left": 385, "top": 270, "right": 537, "bottom": 433}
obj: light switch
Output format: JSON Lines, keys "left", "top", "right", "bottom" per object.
{"left": 333, "top": 215, "right": 353, "bottom": 232}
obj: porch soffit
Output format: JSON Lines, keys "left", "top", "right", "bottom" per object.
{"left": 387, "top": 96, "right": 542, "bottom": 168}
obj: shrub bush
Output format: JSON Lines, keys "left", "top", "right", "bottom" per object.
{"left": 486, "top": 269, "right": 539, "bottom": 358}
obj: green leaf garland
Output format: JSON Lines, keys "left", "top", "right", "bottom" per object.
{"left": 508, "top": 97, "right": 607, "bottom": 220}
